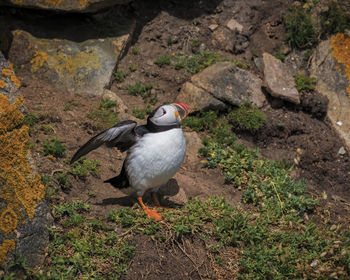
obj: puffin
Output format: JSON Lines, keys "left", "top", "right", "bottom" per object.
{"left": 70, "top": 102, "right": 190, "bottom": 221}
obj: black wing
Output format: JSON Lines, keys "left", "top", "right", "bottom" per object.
{"left": 70, "top": 120, "right": 138, "bottom": 164}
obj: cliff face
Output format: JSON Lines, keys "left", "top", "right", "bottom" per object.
{"left": 0, "top": 51, "right": 52, "bottom": 269}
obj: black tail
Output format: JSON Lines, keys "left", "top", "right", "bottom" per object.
{"left": 104, "top": 162, "right": 130, "bottom": 189}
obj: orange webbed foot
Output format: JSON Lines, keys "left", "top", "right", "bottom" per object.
{"left": 144, "top": 208, "right": 162, "bottom": 221}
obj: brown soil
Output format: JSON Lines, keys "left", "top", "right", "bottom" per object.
{"left": 5, "top": 0, "right": 350, "bottom": 278}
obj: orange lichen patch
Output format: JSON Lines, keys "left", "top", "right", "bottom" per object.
{"left": 0, "top": 207, "right": 18, "bottom": 233}
{"left": 2, "top": 68, "right": 12, "bottom": 76}
{"left": 331, "top": 33, "right": 350, "bottom": 97}
{"left": 0, "top": 80, "right": 5, "bottom": 89}
{"left": 10, "top": 75, "right": 21, "bottom": 88}
{"left": 0, "top": 95, "right": 24, "bottom": 133}
{"left": 30, "top": 50, "right": 48, "bottom": 72}
{"left": 0, "top": 94, "right": 45, "bottom": 264}
{"left": 44, "top": 0, "right": 63, "bottom": 6}
{"left": 8, "top": 62, "right": 14, "bottom": 71}
{"left": 79, "top": 0, "right": 88, "bottom": 8}
{"left": 0, "top": 240, "right": 15, "bottom": 265}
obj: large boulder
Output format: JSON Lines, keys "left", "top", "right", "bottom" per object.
{"left": 0, "top": 0, "right": 132, "bottom": 13}
{"left": 0, "top": 51, "right": 52, "bottom": 269}
{"left": 310, "top": 34, "right": 350, "bottom": 149}
{"left": 9, "top": 29, "right": 132, "bottom": 96}
{"left": 176, "top": 62, "right": 266, "bottom": 112}
{"left": 262, "top": 52, "right": 300, "bottom": 104}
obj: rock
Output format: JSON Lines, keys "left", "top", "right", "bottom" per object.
{"left": 262, "top": 52, "right": 300, "bottom": 104}
{"left": 338, "top": 147, "right": 346, "bottom": 155}
{"left": 0, "top": 52, "right": 52, "bottom": 269}
{"left": 0, "top": 0, "right": 132, "bottom": 13}
{"left": 9, "top": 29, "right": 132, "bottom": 96}
{"left": 209, "top": 24, "right": 219, "bottom": 32}
{"left": 177, "top": 62, "right": 266, "bottom": 111}
{"left": 226, "top": 19, "right": 243, "bottom": 33}
{"left": 310, "top": 35, "right": 350, "bottom": 150}
{"left": 176, "top": 82, "right": 227, "bottom": 112}
{"left": 187, "top": 62, "right": 266, "bottom": 109}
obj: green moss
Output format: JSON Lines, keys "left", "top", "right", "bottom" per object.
{"left": 87, "top": 99, "right": 119, "bottom": 129}
{"left": 69, "top": 157, "right": 101, "bottom": 179}
{"left": 132, "top": 104, "right": 152, "bottom": 119}
{"left": 40, "top": 124, "right": 54, "bottom": 135}
{"left": 295, "top": 73, "right": 317, "bottom": 92}
{"left": 284, "top": 5, "right": 316, "bottom": 49}
{"left": 126, "top": 82, "right": 153, "bottom": 98}
{"left": 131, "top": 47, "right": 140, "bottom": 55}
{"left": 229, "top": 103, "right": 266, "bottom": 133}
{"left": 129, "top": 65, "right": 137, "bottom": 72}
{"left": 154, "top": 55, "right": 172, "bottom": 66}
{"left": 321, "top": 2, "right": 350, "bottom": 36}
{"left": 114, "top": 70, "right": 127, "bottom": 83}
{"left": 42, "top": 138, "right": 66, "bottom": 158}
{"left": 23, "top": 112, "right": 40, "bottom": 128}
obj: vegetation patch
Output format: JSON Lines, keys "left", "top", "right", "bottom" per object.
{"left": 228, "top": 103, "right": 267, "bottom": 133}
{"left": 42, "top": 137, "right": 66, "bottom": 158}
{"left": 321, "top": 2, "right": 350, "bottom": 37}
{"left": 284, "top": 5, "right": 316, "bottom": 49}
{"left": 295, "top": 73, "right": 317, "bottom": 92}
{"left": 126, "top": 82, "right": 153, "bottom": 99}
{"left": 114, "top": 70, "right": 127, "bottom": 83}
{"left": 132, "top": 104, "right": 152, "bottom": 119}
{"left": 63, "top": 100, "right": 79, "bottom": 111}
{"left": 68, "top": 157, "right": 101, "bottom": 179}
{"left": 87, "top": 98, "right": 119, "bottom": 129}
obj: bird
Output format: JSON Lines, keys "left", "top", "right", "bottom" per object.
{"left": 70, "top": 102, "right": 190, "bottom": 221}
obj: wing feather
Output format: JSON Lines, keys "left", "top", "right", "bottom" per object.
{"left": 70, "top": 120, "right": 138, "bottom": 164}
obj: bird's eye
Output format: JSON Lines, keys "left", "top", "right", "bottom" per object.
{"left": 162, "top": 108, "right": 166, "bottom": 115}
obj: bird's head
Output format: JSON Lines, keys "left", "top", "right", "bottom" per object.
{"left": 147, "top": 103, "right": 190, "bottom": 130}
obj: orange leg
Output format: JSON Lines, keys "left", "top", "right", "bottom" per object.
{"left": 137, "top": 196, "right": 162, "bottom": 221}
{"left": 152, "top": 192, "right": 172, "bottom": 210}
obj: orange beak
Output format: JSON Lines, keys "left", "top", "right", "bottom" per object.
{"left": 173, "top": 103, "right": 191, "bottom": 120}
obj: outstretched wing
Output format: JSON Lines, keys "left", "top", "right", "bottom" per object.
{"left": 70, "top": 120, "right": 138, "bottom": 164}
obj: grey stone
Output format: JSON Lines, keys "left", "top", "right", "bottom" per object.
{"left": 310, "top": 39, "right": 350, "bottom": 150}
{"left": 262, "top": 52, "right": 300, "bottom": 104}
{"left": 0, "top": 0, "right": 133, "bottom": 13}
{"left": 9, "top": 29, "right": 132, "bottom": 96}
{"left": 226, "top": 19, "right": 243, "bottom": 33}
{"left": 338, "top": 146, "right": 346, "bottom": 155}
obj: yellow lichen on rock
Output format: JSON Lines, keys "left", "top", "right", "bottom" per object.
{"left": 79, "top": 0, "right": 88, "bottom": 8}
{"left": 0, "top": 80, "right": 5, "bottom": 88}
{"left": 2, "top": 69, "right": 12, "bottom": 76}
{"left": 0, "top": 94, "right": 45, "bottom": 265}
{"left": 44, "top": 0, "right": 63, "bottom": 6}
{"left": 0, "top": 240, "right": 15, "bottom": 265}
{"left": 331, "top": 33, "right": 350, "bottom": 97}
{"left": 30, "top": 50, "right": 48, "bottom": 72}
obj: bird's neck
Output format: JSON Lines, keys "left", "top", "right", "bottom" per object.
{"left": 146, "top": 118, "right": 181, "bottom": 133}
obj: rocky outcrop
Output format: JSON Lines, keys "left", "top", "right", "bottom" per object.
{"left": 9, "top": 29, "right": 132, "bottom": 96}
{"left": 176, "top": 62, "right": 266, "bottom": 111}
{"left": 262, "top": 52, "right": 300, "bottom": 104}
{"left": 0, "top": 0, "right": 132, "bottom": 13}
{"left": 310, "top": 34, "right": 350, "bottom": 150}
{"left": 0, "top": 52, "right": 52, "bottom": 269}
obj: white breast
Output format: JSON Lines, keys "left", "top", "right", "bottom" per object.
{"left": 125, "top": 128, "right": 186, "bottom": 195}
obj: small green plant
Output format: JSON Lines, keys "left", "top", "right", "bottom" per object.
{"left": 191, "top": 39, "right": 201, "bottom": 47}
{"left": 274, "top": 52, "right": 286, "bottom": 62}
{"left": 126, "top": 82, "right": 153, "bottom": 98}
{"left": 154, "top": 55, "right": 172, "bottom": 66}
{"left": 41, "top": 174, "right": 52, "bottom": 186}
{"left": 321, "top": 2, "right": 349, "bottom": 36}
{"left": 23, "top": 112, "right": 40, "bottom": 128}
{"left": 295, "top": 73, "right": 317, "bottom": 91}
{"left": 55, "top": 172, "right": 71, "bottom": 191}
{"left": 42, "top": 138, "right": 66, "bottom": 158}
{"left": 284, "top": 5, "right": 316, "bottom": 49}
{"left": 229, "top": 103, "right": 267, "bottom": 133}
{"left": 252, "top": 49, "right": 259, "bottom": 57}
{"left": 129, "top": 65, "right": 137, "bottom": 72}
{"left": 69, "top": 157, "right": 101, "bottom": 179}
{"left": 63, "top": 100, "right": 79, "bottom": 111}
{"left": 87, "top": 98, "right": 119, "bottom": 129}
{"left": 40, "top": 124, "right": 54, "bottom": 135}
{"left": 131, "top": 47, "right": 140, "bottom": 55}
{"left": 115, "top": 70, "right": 127, "bottom": 83}
{"left": 132, "top": 104, "right": 152, "bottom": 119}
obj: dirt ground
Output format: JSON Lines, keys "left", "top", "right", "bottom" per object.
{"left": 6, "top": 0, "right": 350, "bottom": 278}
